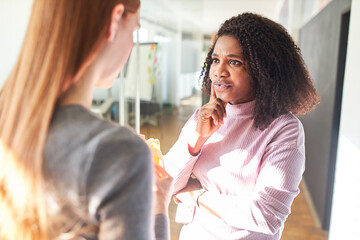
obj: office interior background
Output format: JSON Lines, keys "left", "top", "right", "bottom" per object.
{"left": 1, "top": 0, "right": 359, "bottom": 239}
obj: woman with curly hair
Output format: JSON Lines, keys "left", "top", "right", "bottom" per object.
{"left": 164, "top": 12, "right": 320, "bottom": 239}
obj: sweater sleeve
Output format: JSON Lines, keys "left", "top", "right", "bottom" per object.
{"left": 200, "top": 120, "right": 305, "bottom": 235}
{"left": 86, "top": 128, "right": 155, "bottom": 240}
{"left": 164, "top": 110, "right": 202, "bottom": 193}
{"left": 154, "top": 214, "right": 170, "bottom": 240}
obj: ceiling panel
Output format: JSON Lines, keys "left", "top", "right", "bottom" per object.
{"left": 141, "top": 0, "right": 281, "bottom": 34}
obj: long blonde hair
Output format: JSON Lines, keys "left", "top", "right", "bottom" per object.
{"left": 0, "top": 0, "right": 140, "bottom": 239}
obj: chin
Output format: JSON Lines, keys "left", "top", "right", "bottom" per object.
{"left": 215, "top": 93, "right": 230, "bottom": 103}
{"left": 95, "top": 77, "right": 116, "bottom": 89}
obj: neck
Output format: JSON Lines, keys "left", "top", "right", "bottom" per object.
{"left": 57, "top": 68, "right": 97, "bottom": 109}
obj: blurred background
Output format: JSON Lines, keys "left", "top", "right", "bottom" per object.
{"left": 1, "top": 0, "right": 359, "bottom": 239}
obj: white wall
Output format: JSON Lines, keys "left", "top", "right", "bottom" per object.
{"left": 276, "top": 0, "right": 332, "bottom": 43}
{"left": 0, "top": 0, "right": 33, "bottom": 87}
{"left": 179, "top": 40, "right": 203, "bottom": 100}
{"left": 329, "top": 0, "right": 360, "bottom": 239}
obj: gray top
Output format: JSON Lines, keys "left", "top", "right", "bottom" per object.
{"left": 43, "top": 105, "right": 168, "bottom": 240}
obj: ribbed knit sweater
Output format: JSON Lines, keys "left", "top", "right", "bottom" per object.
{"left": 164, "top": 100, "right": 305, "bottom": 240}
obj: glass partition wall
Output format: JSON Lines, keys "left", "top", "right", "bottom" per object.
{"left": 91, "top": 0, "right": 206, "bottom": 138}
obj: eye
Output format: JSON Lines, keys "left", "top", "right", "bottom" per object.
{"left": 211, "top": 58, "right": 219, "bottom": 64}
{"left": 229, "top": 59, "right": 242, "bottom": 66}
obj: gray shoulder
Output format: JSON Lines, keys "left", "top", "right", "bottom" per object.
{"left": 44, "top": 105, "right": 152, "bottom": 199}
{"left": 85, "top": 126, "right": 153, "bottom": 217}
{"left": 88, "top": 125, "right": 151, "bottom": 169}
{"left": 85, "top": 123, "right": 152, "bottom": 187}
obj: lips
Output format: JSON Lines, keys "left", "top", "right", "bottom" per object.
{"left": 213, "top": 81, "right": 231, "bottom": 91}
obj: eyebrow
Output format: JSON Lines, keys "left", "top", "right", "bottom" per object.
{"left": 212, "top": 53, "right": 242, "bottom": 59}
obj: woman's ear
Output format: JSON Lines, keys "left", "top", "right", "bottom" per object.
{"left": 107, "top": 3, "right": 125, "bottom": 41}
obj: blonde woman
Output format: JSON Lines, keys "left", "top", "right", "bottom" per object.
{"left": 0, "top": 0, "right": 172, "bottom": 239}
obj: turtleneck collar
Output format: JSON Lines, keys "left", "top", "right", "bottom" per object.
{"left": 225, "top": 100, "right": 255, "bottom": 118}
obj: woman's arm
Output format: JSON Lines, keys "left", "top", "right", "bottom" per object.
{"left": 87, "top": 130, "right": 155, "bottom": 240}
{"left": 153, "top": 164, "right": 173, "bottom": 240}
{"left": 164, "top": 84, "right": 226, "bottom": 193}
{"left": 195, "top": 145, "right": 305, "bottom": 235}
{"left": 163, "top": 112, "right": 202, "bottom": 193}
{"left": 188, "top": 83, "right": 227, "bottom": 156}
{"left": 173, "top": 177, "right": 203, "bottom": 206}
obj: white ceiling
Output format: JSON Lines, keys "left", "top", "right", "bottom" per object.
{"left": 141, "top": 0, "right": 282, "bottom": 35}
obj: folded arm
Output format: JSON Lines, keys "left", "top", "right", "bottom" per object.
{"left": 196, "top": 145, "right": 304, "bottom": 235}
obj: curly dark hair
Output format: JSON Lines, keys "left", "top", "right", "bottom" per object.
{"left": 200, "top": 12, "right": 320, "bottom": 130}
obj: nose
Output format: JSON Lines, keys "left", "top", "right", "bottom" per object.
{"left": 214, "top": 62, "right": 229, "bottom": 78}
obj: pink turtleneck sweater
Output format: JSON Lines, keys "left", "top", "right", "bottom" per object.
{"left": 164, "top": 101, "right": 305, "bottom": 240}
